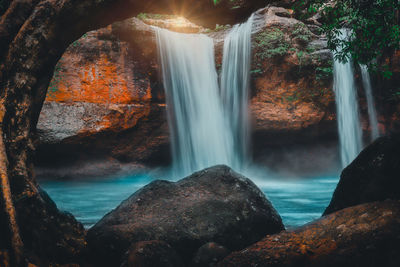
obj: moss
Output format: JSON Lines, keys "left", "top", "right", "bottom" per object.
{"left": 316, "top": 66, "right": 333, "bottom": 81}
{"left": 70, "top": 39, "right": 81, "bottom": 48}
{"left": 203, "top": 24, "right": 231, "bottom": 33}
{"left": 292, "top": 23, "right": 313, "bottom": 45}
{"left": 48, "top": 63, "right": 64, "bottom": 97}
{"left": 137, "top": 13, "right": 175, "bottom": 21}
{"left": 254, "top": 27, "right": 290, "bottom": 59}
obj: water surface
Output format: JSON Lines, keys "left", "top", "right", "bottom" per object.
{"left": 40, "top": 174, "right": 338, "bottom": 229}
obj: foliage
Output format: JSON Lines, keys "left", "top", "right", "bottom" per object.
{"left": 254, "top": 28, "right": 290, "bottom": 59}
{"left": 294, "top": 0, "right": 400, "bottom": 76}
{"left": 296, "top": 50, "right": 310, "bottom": 66}
{"left": 316, "top": 66, "right": 333, "bottom": 81}
{"left": 203, "top": 24, "right": 231, "bottom": 33}
{"left": 48, "top": 63, "right": 64, "bottom": 96}
{"left": 292, "top": 23, "right": 313, "bottom": 44}
{"left": 137, "top": 13, "right": 175, "bottom": 20}
{"left": 389, "top": 88, "right": 400, "bottom": 100}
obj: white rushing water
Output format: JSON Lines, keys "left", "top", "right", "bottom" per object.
{"left": 155, "top": 16, "right": 254, "bottom": 178}
{"left": 333, "top": 29, "right": 363, "bottom": 167}
{"left": 360, "top": 65, "right": 380, "bottom": 141}
{"left": 156, "top": 28, "right": 234, "bottom": 178}
{"left": 220, "top": 14, "right": 254, "bottom": 169}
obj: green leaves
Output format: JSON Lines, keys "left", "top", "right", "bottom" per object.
{"left": 302, "top": 0, "right": 400, "bottom": 78}
{"left": 254, "top": 28, "right": 290, "bottom": 59}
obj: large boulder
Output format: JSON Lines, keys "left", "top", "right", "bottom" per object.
{"left": 324, "top": 134, "right": 400, "bottom": 215}
{"left": 220, "top": 200, "right": 400, "bottom": 267}
{"left": 13, "top": 187, "right": 86, "bottom": 265}
{"left": 192, "top": 242, "right": 230, "bottom": 267}
{"left": 120, "top": 240, "right": 184, "bottom": 267}
{"left": 87, "top": 165, "right": 284, "bottom": 266}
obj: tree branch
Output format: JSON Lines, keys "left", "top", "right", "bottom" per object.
{"left": 0, "top": 103, "right": 25, "bottom": 266}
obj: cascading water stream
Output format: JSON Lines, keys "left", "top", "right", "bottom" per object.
{"left": 155, "top": 16, "right": 255, "bottom": 178}
{"left": 333, "top": 29, "right": 363, "bottom": 167}
{"left": 220, "top": 14, "right": 254, "bottom": 169}
{"left": 156, "top": 28, "right": 235, "bottom": 178}
{"left": 360, "top": 65, "right": 380, "bottom": 141}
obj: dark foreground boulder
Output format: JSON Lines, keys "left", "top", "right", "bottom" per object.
{"left": 16, "top": 188, "right": 86, "bottom": 265}
{"left": 192, "top": 242, "right": 230, "bottom": 267}
{"left": 220, "top": 200, "right": 400, "bottom": 267}
{"left": 87, "top": 165, "right": 283, "bottom": 266}
{"left": 324, "top": 134, "right": 400, "bottom": 215}
{"left": 120, "top": 240, "right": 184, "bottom": 267}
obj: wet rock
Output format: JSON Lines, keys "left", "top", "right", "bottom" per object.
{"left": 192, "top": 242, "right": 230, "bottom": 267}
{"left": 87, "top": 165, "right": 283, "bottom": 266}
{"left": 324, "top": 134, "right": 400, "bottom": 215}
{"left": 120, "top": 240, "right": 184, "bottom": 267}
{"left": 15, "top": 188, "right": 86, "bottom": 265}
{"left": 248, "top": 6, "right": 336, "bottom": 144}
{"left": 220, "top": 200, "right": 400, "bottom": 267}
{"left": 0, "top": 250, "right": 10, "bottom": 267}
{"left": 35, "top": 19, "right": 169, "bottom": 177}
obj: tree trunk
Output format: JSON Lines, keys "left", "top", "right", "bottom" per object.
{"left": 0, "top": 120, "right": 24, "bottom": 267}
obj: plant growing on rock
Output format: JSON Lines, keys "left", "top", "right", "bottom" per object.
{"left": 296, "top": 0, "right": 400, "bottom": 77}
{"left": 292, "top": 23, "right": 313, "bottom": 45}
{"left": 254, "top": 27, "right": 290, "bottom": 59}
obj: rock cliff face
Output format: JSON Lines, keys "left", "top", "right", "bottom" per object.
{"left": 247, "top": 7, "right": 338, "bottom": 174}
{"left": 35, "top": 19, "right": 170, "bottom": 178}
{"left": 35, "top": 6, "right": 398, "bottom": 178}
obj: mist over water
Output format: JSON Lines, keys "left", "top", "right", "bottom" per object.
{"left": 360, "top": 65, "right": 380, "bottom": 141}
{"left": 333, "top": 29, "right": 363, "bottom": 167}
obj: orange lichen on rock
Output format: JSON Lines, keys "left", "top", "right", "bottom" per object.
{"left": 47, "top": 54, "right": 152, "bottom": 104}
{"left": 39, "top": 24, "right": 158, "bottom": 143}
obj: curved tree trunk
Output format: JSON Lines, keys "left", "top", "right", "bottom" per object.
{"left": 0, "top": 126, "right": 24, "bottom": 267}
{"left": 0, "top": 0, "right": 267, "bottom": 264}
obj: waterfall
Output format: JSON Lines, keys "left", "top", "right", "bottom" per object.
{"left": 155, "top": 28, "right": 235, "bottom": 177}
{"left": 360, "top": 65, "right": 380, "bottom": 141}
{"left": 155, "top": 16, "right": 254, "bottom": 178}
{"left": 220, "top": 14, "right": 254, "bottom": 169}
{"left": 333, "top": 29, "right": 363, "bottom": 167}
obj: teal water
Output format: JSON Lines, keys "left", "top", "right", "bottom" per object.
{"left": 259, "top": 176, "right": 339, "bottom": 228}
{"left": 40, "top": 174, "right": 338, "bottom": 229}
